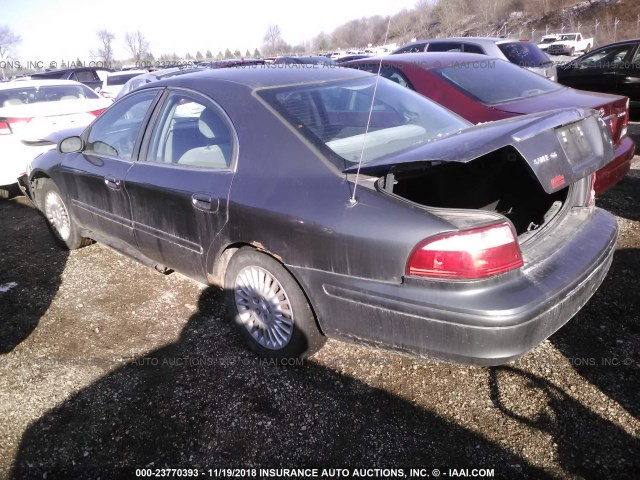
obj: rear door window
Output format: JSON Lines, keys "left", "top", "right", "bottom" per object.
{"left": 463, "top": 44, "right": 484, "bottom": 54}
{"left": 426, "top": 42, "right": 464, "bottom": 52}
{"left": 498, "top": 42, "right": 551, "bottom": 68}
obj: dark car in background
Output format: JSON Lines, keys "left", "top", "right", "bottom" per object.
{"left": 393, "top": 37, "right": 557, "bottom": 81}
{"left": 557, "top": 39, "right": 640, "bottom": 107}
{"left": 21, "top": 67, "right": 617, "bottom": 365}
{"left": 30, "top": 67, "right": 107, "bottom": 91}
{"left": 346, "top": 53, "right": 634, "bottom": 194}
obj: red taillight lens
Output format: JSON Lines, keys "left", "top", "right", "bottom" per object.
{"left": 0, "top": 119, "right": 11, "bottom": 135}
{"left": 89, "top": 108, "right": 107, "bottom": 117}
{"left": 0, "top": 117, "right": 31, "bottom": 135}
{"left": 407, "top": 222, "right": 524, "bottom": 279}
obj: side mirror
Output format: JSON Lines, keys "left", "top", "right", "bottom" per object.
{"left": 58, "top": 136, "right": 84, "bottom": 154}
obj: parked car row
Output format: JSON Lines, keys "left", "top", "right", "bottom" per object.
{"left": 345, "top": 52, "right": 634, "bottom": 194}
{"left": 2, "top": 34, "right": 636, "bottom": 366}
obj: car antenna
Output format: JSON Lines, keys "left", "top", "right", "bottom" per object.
{"left": 347, "top": 16, "right": 391, "bottom": 207}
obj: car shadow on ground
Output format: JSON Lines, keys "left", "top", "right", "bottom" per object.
{"left": 551, "top": 247, "right": 640, "bottom": 419}
{"left": 0, "top": 196, "right": 68, "bottom": 354}
{"left": 10, "top": 286, "right": 556, "bottom": 479}
{"left": 489, "top": 366, "right": 639, "bottom": 478}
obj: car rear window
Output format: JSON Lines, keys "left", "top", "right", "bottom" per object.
{"left": 498, "top": 42, "right": 551, "bottom": 68}
{"left": 432, "top": 59, "right": 562, "bottom": 105}
{"left": 0, "top": 84, "right": 99, "bottom": 106}
{"left": 107, "top": 73, "right": 144, "bottom": 86}
{"left": 258, "top": 76, "right": 470, "bottom": 168}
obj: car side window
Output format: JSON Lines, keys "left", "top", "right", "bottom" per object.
{"left": 146, "top": 92, "right": 234, "bottom": 170}
{"left": 85, "top": 90, "right": 157, "bottom": 161}
{"left": 379, "top": 67, "right": 415, "bottom": 90}
{"left": 576, "top": 45, "right": 632, "bottom": 69}
{"left": 71, "top": 70, "right": 95, "bottom": 83}
{"left": 397, "top": 44, "right": 426, "bottom": 53}
{"left": 463, "top": 44, "right": 484, "bottom": 54}
{"left": 426, "top": 42, "right": 463, "bottom": 52}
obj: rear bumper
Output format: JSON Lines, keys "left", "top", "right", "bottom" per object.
{"left": 595, "top": 135, "right": 635, "bottom": 194}
{"left": 291, "top": 207, "right": 617, "bottom": 365}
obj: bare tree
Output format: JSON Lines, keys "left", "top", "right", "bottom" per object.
{"left": 0, "top": 25, "right": 21, "bottom": 60}
{"left": 414, "top": 0, "right": 434, "bottom": 37}
{"left": 94, "top": 29, "right": 115, "bottom": 66}
{"left": 263, "top": 25, "right": 288, "bottom": 55}
{"left": 390, "top": 9, "right": 415, "bottom": 43}
{"left": 125, "top": 31, "right": 150, "bottom": 64}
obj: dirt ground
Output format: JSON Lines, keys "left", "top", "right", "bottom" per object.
{"left": 0, "top": 126, "right": 638, "bottom": 479}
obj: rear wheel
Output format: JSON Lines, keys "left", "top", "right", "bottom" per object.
{"left": 225, "top": 247, "right": 325, "bottom": 359}
{"left": 37, "top": 179, "right": 91, "bottom": 250}
{"left": 584, "top": 44, "right": 591, "bottom": 53}
{"left": 569, "top": 47, "right": 575, "bottom": 56}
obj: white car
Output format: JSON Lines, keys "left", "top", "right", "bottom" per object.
{"left": 99, "top": 70, "right": 147, "bottom": 99}
{"left": 0, "top": 79, "right": 112, "bottom": 198}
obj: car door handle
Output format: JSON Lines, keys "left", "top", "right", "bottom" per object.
{"left": 191, "top": 193, "right": 219, "bottom": 212}
{"left": 104, "top": 175, "right": 121, "bottom": 190}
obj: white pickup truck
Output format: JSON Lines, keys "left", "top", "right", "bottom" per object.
{"left": 547, "top": 33, "right": 593, "bottom": 56}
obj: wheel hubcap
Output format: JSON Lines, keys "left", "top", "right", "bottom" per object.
{"left": 44, "top": 191, "right": 71, "bottom": 241}
{"left": 234, "top": 266, "right": 293, "bottom": 350}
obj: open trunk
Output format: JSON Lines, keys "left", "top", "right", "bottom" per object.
{"left": 382, "top": 147, "right": 571, "bottom": 237}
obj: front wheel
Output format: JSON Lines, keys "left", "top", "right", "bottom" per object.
{"left": 225, "top": 247, "right": 326, "bottom": 359}
{"left": 37, "top": 179, "right": 91, "bottom": 250}
{"left": 569, "top": 47, "right": 575, "bottom": 56}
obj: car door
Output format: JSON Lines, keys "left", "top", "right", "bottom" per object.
{"left": 617, "top": 42, "right": 640, "bottom": 102}
{"left": 559, "top": 43, "right": 635, "bottom": 94}
{"left": 59, "top": 89, "right": 160, "bottom": 250}
{"left": 124, "top": 89, "right": 236, "bottom": 282}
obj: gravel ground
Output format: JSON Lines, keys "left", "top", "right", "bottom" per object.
{"left": 0, "top": 126, "right": 638, "bottom": 479}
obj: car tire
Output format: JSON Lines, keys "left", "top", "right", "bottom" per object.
{"left": 0, "top": 184, "right": 20, "bottom": 200}
{"left": 584, "top": 44, "right": 591, "bottom": 53}
{"left": 569, "top": 47, "right": 575, "bottom": 56}
{"left": 37, "top": 179, "right": 91, "bottom": 250}
{"left": 224, "top": 247, "right": 326, "bottom": 360}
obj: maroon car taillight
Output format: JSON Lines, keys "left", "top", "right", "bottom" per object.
{"left": 90, "top": 108, "right": 107, "bottom": 117}
{"left": 407, "top": 222, "right": 524, "bottom": 279}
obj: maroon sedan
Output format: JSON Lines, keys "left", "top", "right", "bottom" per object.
{"left": 345, "top": 53, "right": 634, "bottom": 194}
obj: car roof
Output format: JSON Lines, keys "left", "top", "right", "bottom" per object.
{"left": 0, "top": 79, "right": 86, "bottom": 90}
{"left": 148, "top": 65, "right": 369, "bottom": 90}
{"left": 352, "top": 52, "right": 500, "bottom": 68}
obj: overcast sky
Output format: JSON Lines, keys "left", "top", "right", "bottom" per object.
{"left": 3, "top": 0, "right": 419, "bottom": 62}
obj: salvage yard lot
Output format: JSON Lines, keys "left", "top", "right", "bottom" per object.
{"left": 0, "top": 126, "right": 639, "bottom": 479}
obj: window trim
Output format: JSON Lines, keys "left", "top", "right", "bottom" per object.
{"left": 82, "top": 88, "right": 164, "bottom": 163}
{"left": 137, "top": 87, "right": 239, "bottom": 173}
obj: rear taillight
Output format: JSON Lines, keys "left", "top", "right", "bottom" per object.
{"left": 0, "top": 117, "right": 31, "bottom": 135}
{"left": 407, "top": 222, "right": 523, "bottom": 279}
{"left": 0, "top": 119, "right": 11, "bottom": 135}
{"left": 89, "top": 108, "right": 107, "bottom": 117}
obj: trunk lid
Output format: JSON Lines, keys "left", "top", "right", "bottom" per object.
{"left": 344, "top": 108, "right": 615, "bottom": 194}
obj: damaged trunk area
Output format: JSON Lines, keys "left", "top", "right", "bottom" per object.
{"left": 385, "top": 148, "right": 570, "bottom": 237}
